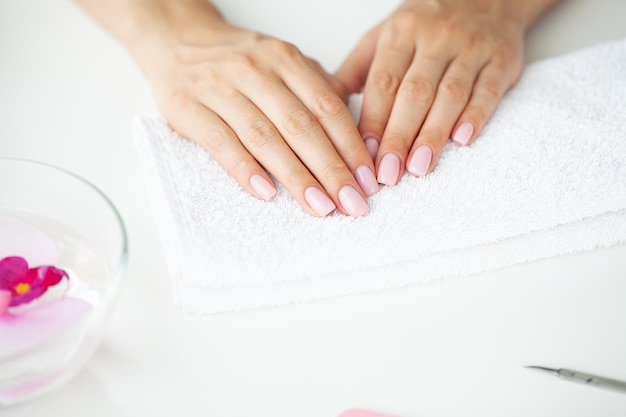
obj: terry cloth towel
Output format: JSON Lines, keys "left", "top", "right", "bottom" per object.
{"left": 134, "top": 38, "right": 626, "bottom": 314}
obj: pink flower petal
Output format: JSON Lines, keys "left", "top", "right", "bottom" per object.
{"left": 34, "top": 265, "right": 68, "bottom": 287}
{"left": 0, "top": 297, "right": 92, "bottom": 359}
{"left": 0, "top": 290, "right": 10, "bottom": 314}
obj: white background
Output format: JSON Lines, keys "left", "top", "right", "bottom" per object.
{"left": 1, "top": 1, "right": 626, "bottom": 416}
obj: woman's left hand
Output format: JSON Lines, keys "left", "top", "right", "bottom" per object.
{"left": 336, "top": 0, "right": 535, "bottom": 185}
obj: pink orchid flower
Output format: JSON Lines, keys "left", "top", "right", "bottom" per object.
{"left": 0, "top": 256, "right": 68, "bottom": 313}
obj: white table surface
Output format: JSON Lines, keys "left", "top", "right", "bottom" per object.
{"left": 2, "top": 1, "right": 626, "bottom": 416}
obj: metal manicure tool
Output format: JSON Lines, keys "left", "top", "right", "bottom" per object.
{"left": 526, "top": 366, "right": 626, "bottom": 395}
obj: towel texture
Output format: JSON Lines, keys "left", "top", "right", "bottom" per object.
{"left": 134, "top": 39, "right": 626, "bottom": 313}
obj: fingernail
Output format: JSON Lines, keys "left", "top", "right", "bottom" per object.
{"left": 364, "top": 137, "right": 379, "bottom": 160}
{"left": 354, "top": 165, "right": 379, "bottom": 197}
{"left": 453, "top": 121, "right": 474, "bottom": 145}
{"left": 338, "top": 185, "right": 369, "bottom": 217}
{"left": 407, "top": 145, "right": 432, "bottom": 177}
{"left": 249, "top": 174, "right": 277, "bottom": 201}
{"left": 304, "top": 186, "right": 336, "bottom": 216}
{"left": 377, "top": 153, "right": 400, "bottom": 186}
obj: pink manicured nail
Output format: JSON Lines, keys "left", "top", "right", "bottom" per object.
{"left": 407, "top": 145, "right": 432, "bottom": 177}
{"left": 338, "top": 409, "right": 398, "bottom": 417}
{"left": 249, "top": 174, "right": 277, "bottom": 201}
{"left": 0, "top": 290, "right": 11, "bottom": 314}
{"left": 354, "top": 165, "right": 379, "bottom": 197}
{"left": 377, "top": 153, "right": 400, "bottom": 186}
{"left": 364, "top": 137, "right": 380, "bottom": 160}
{"left": 338, "top": 185, "right": 370, "bottom": 217}
{"left": 304, "top": 187, "right": 336, "bottom": 216}
{"left": 453, "top": 121, "right": 474, "bottom": 145}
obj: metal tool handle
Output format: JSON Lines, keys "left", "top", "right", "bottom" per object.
{"left": 558, "top": 369, "right": 626, "bottom": 394}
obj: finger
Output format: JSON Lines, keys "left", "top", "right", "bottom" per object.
{"left": 451, "top": 62, "right": 519, "bottom": 146}
{"left": 221, "top": 63, "right": 372, "bottom": 216}
{"left": 405, "top": 58, "right": 479, "bottom": 177}
{"left": 375, "top": 56, "right": 447, "bottom": 185}
{"left": 335, "top": 26, "right": 381, "bottom": 95}
{"left": 278, "top": 64, "right": 380, "bottom": 198}
{"left": 358, "top": 24, "right": 416, "bottom": 160}
{"left": 263, "top": 49, "right": 379, "bottom": 202}
{"left": 201, "top": 88, "right": 348, "bottom": 217}
{"left": 165, "top": 98, "right": 279, "bottom": 203}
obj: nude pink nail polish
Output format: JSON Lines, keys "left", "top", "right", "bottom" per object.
{"left": 453, "top": 121, "right": 474, "bottom": 145}
{"left": 377, "top": 153, "right": 400, "bottom": 186}
{"left": 407, "top": 145, "right": 432, "bottom": 177}
{"left": 354, "top": 165, "right": 379, "bottom": 197}
{"left": 338, "top": 408, "right": 398, "bottom": 417}
{"left": 364, "top": 137, "right": 380, "bottom": 160}
{"left": 249, "top": 174, "right": 277, "bottom": 201}
{"left": 304, "top": 187, "right": 336, "bottom": 216}
{"left": 338, "top": 185, "right": 369, "bottom": 217}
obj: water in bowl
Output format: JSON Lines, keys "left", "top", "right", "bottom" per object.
{"left": 0, "top": 211, "right": 112, "bottom": 406}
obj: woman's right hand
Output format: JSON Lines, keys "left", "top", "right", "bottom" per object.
{"left": 127, "top": 7, "right": 378, "bottom": 217}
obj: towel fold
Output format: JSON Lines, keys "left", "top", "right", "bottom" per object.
{"left": 134, "top": 38, "right": 626, "bottom": 313}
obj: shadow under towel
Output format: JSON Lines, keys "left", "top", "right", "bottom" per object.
{"left": 134, "top": 38, "right": 626, "bottom": 313}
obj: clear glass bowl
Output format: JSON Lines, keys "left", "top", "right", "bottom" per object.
{"left": 0, "top": 158, "right": 127, "bottom": 407}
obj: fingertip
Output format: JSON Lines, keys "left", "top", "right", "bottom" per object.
{"left": 354, "top": 165, "right": 379, "bottom": 197}
{"left": 406, "top": 145, "right": 433, "bottom": 177}
{"left": 377, "top": 153, "right": 401, "bottom": 186}
{"left": 452, "top": 121, "right": 475, "bottom": 146}
{"left": 249, "top": 174, "right": 277, "bottom": 201}
{"left": 304, "top": 186, "right": 336, "bottom": 217}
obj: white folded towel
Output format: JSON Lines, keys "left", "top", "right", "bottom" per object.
{"left": 134, "top": 38, "right": 626, "bottom": 313}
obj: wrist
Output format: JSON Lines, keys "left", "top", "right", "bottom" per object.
{"left": 120, "top": 1, "right": 227, "bottom": 52}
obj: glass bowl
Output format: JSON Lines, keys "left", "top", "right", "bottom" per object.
{"left": 0, "top": 158, "right": 127, "bottom": 407}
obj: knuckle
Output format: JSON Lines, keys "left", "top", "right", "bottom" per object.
{"left": 167, "top": 89, "right": 191, "bottom": 112}
{"left": 228, "top": 52, "right": 257, "bottom": 72}
{"left": 201, "top": 128, "right": 229, "bottom": 153}
{"left": 246, "top": 120, "right": 276, "bottom": 149}
{"left": 320, "top": 161, "right": 349, "bottom": 182}
{"left": 494, "top": 42, "right": 517, "bottom": 63}
{"left": 282, "top": 167, "right": 311, "bottom": 189}
{"left": 441, "top": 78, "right": 469, "bottom": 101}
{"left": 398, "top": 78, "right": 435, "bottom": 102}
{"left": 384, "top": 131, "right": 414, "bottom": 149}
{"left": 369, "top": 71, "right": 401, "bottom": 94}
{"left": 464, "top": 104, "right": 488, "bottom": 126}
{"left": 267, "top": 38, "right": 301, "bottom": 59}
{"left": 480, "top": 76, "right": 503, "bottom": 100}
{"left": 437, "top": 20, "right": 458, "bottom": 39}
{"left": 231, "top": 157, "right": 257, "bottom": 177}
{"left": 283, "top": 109, "right": 316, "bottom": 137}
{"left": 390, "top": 10, "right": 419, "bottom": 32}
{"left": 311, "top": 93, "right": 346, "bottom": 120}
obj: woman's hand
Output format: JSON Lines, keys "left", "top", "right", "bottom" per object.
{"left": 81, "top": 0, "right": 378, "bottom": 217}
{"left": 336, "top": 0, "right": 559, "bottom": 185}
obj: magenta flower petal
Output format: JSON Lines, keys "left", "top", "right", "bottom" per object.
{"left": 9, "top": 287, "right": 47, "bottom": 307}
{"left": 0, "top": 256, "right": 28, "bottom": 290}
{"left": 34, "top": 265, "right": 68, "bottom": 288}
{"left": 1, "top": 256, "right": 69, "bottom": 308}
